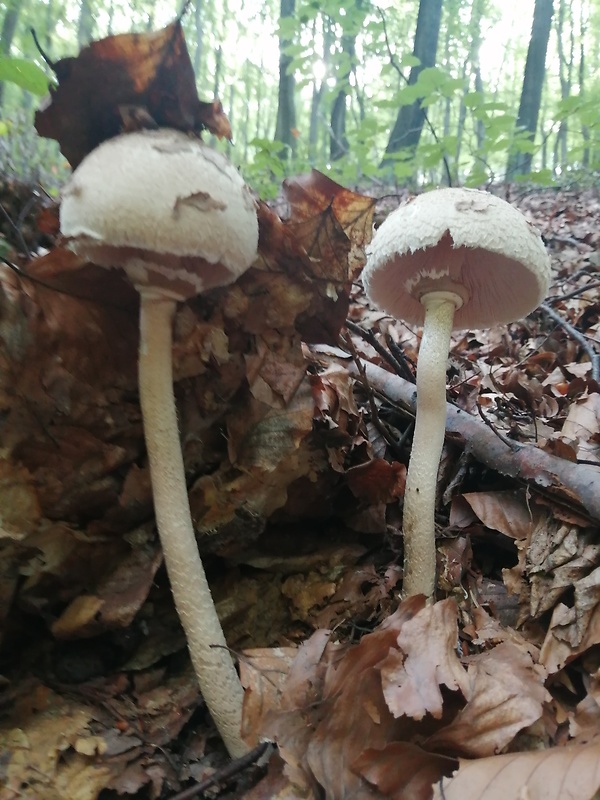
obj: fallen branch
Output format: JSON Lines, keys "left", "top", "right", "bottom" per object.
{"left": 348, "top": 360, "right": 600, "bottom": 523}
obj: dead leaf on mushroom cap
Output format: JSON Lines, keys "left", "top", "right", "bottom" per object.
{"left": 35, "top": 20, "right": 231, "bottom": 167}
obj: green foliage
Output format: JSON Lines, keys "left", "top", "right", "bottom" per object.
{"left": 245, "top": 138, "right": 290, "bottom": 198}
{"left": 396, "top": 67, "right": 465, "bottom": 107}
{"left": 3, "top": 0, "right": 600, "bottom": 194}
{"left": 0, "top": 57, "right": 49, "bottom": 96}
{"left": 517, "top": 168, "right": 554, "bottom": 185}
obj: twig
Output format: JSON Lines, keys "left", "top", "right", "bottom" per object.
{"left": 347, "top": 359, "right": 600, "bottom": 522}
{"left": 0, "top": 202, "right": 31, "bottom": 258}
{"left": 30, "top": 27, "right": 57, "bottom": 69}
{"left": 476, "top": 401, "right": 522, "bottom": 452}
{"left": 167, "top": 742, "right": 271, "bottom": 800}
{"left": 384, "top": 333, "right": 416, "bottom": 382}
{"left": 342, "top": 331, "right": 407, "bottom": 459}
{"left": 344, "top": 319, "right": 410, "bottom": 381}
{"left": 545, "top": 280, "right": 600, "bottom": 305}
{"left": 539, "top": 301, "right": 600, "bottom": 382}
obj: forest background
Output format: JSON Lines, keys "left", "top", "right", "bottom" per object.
{"left": 0, "top": 0, "right": 593, "bottom": 198}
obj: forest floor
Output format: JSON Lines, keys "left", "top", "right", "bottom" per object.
{"left": 2, "top": 177, "right": 600, "bottom": 800}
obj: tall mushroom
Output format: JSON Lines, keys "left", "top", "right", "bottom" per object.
{"left": 60, "top": 129, "right": 258, "bottom": 757}
{"left": 362, "top": 187, "right": 550, "bottom": 600}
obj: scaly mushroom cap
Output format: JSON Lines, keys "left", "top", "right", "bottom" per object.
{"left": 363, "top": 187, "right": 551, "bottom": 329}
{"left": 60, "top": 129, "right": 259, "bottom": 300}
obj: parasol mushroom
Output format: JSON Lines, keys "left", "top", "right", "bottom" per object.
{"left": 60, "top": 128, "right": 258, "bottom": 757}
{"left": 362, "top": 187, "right": 551, "bottom": 600}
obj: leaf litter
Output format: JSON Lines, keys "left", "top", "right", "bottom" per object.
{"left": 2, "top": 16, "right": 600, "bottom": 800}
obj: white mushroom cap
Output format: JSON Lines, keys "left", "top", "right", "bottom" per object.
{"left": 60, "top": 129, "right": 259, "bottom": 300}
{"left": 363, "top": 187, "right": 551, "bottom": 329}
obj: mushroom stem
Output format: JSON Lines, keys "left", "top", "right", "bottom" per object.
{"left": 138, "top": 289, "right": 247, "bottom": 758}
{"left": 402, "top": 290, "right": 461, "bottom": 600}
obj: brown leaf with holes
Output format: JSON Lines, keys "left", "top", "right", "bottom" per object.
{"left": 35, "top": 20, "right": 230, "bottom": 167}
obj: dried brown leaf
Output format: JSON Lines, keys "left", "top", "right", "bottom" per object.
{"left": 461, "top": 490, "right": 534, "bottom": 539}
{"left": 540, "top": 571, "right": 600, "bottom": 674}
{"left": 431, "top": 743, "right": 600, "bottom": 800}
{"left": 256, "top": 599, "right": 427, "bottom": 798}
{"left": 283, "top": 169, "right": 376, "bottom": 249}
{"left": 35, "top": 21, "right": 229, "bottom": 167}
{"left": 427, "top": 642, "right": 550, "bottom": 757}
{"left": 346, "top": 459, "right": 407, "bottom": 505}
{"left": 353, "top": 742, "right": 457, "bottom": 800}
{"left": 51, "top": 543, "right": 162, "bottom": 638}
{"left": 380, "top": 599, "right": 470, "bottom": 720}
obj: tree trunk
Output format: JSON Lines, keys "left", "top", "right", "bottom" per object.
{"left": 193, "top": 0, "right": 203, "bottom": 79}
{"left": 579, "top": 1, "right": 590, "bottom": 168}
{"left": 0, "top": 0, "right": 28, "bottom": 107}
{"left": 0, "top": 0, "right": 24, "bottom": 57}
{"left": 455, "top": 0, "right": 485, "bottom": 181}
{"left": 381, "top": 0, "right": 443, "bottom": 169}
{"left": 506, "top": 0, "right": 554, "bottom": 177}
{"left": 274, "top": 0, "right": 297, "bottom": 159}
{"left": 330, "top": 89, "right": 349, "bottom": 161}
{"left": 330, "top": 1, "right": 363, "bottom": 161}
{"left": 77, "top": 0, "right": 95, "bottom": 47}
{"left": 553, "top": 0, "right": 573, "bottom": 174}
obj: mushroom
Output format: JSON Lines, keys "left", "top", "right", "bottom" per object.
{"left": 60, "top": 129, "right": 258, "bottom": 757}
{"left": 362, "top": 187, "right": 550, "bottom": 600}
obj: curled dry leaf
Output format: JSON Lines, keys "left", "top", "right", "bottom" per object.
{"left": 431, "top": 743, "right": 600, "bottom": 800}
{"left": 461, "top": 490, "right": 534, "bottom": 539}
{"left": 35, "top": 20, "right": 230, "bottom": 167}
{"left": 426, "top": 642, "right": 550, "bottom": 758}
{"left": 540, "top": 568, "right": 600, "bottom": 674}
{"left": 380, "top": 599, "right": 470, "bottom": 721}
{"left": 354, "top": 742, "right": 457, "bottom": 800}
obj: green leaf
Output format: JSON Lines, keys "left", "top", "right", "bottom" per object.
{"left": 524, "top": 168, "right": 554, "bottom": 185}
{"left": 277, "top": 16, "right": 298, "bottom": 40}
{"left": 0, "top": 56, "right": 48, "bottom": 95}
{"left": 463, "top": 91, "right": 485, "bottom": 109}
{"left": 399, "top": 53, "right": 421, "bottom": 68}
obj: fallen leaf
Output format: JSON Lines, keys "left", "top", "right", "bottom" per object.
{"left": 380, "top": 599, "right": 470, "bottom": 721}
{"left": 431, "top": 743, "right": 600, "bottom": 800}
{"left": 427, "top": 642, "right": 550, "bottom": 757}
{"left": 35, "top": 21, "right": 230, "bottom": 167}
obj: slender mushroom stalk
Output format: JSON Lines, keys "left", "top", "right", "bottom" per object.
{"left": 362, "top": 188, "right": 551, "bottom": 601}
{"left": 60, "top": 129, "right": 259, "bottom": 757}
{"left": 138, "top": 290, "right": 245, "bottom": 756}
{"left": 402, "top": 291, "right": 461, "bottom": 598}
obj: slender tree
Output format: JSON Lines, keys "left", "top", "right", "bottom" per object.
{"left": 274, "top": 0, "right": 297, "bottom": 158}
{"left": 193, "top": 0, "right": 204, "bottom": 78}
{"left": 506, "top": 0, "right": 554, "bottom": 177}
{"left": 553, "top": 0, "right": 574, "bottom": 172}
{"left": 309, "top": 16, "right": 332, "bottom": 164}
{"left": 454, "top": 0, "right": 486, "bottom": 180}
{"left": 77, "top": 0, "right": 95, "bottom": 46}
{"left": 330, "top": 0, "right": 364, "bottom": 161}
{"left": 0, "top": 0, "right": 29, "bottom": 107}
{"left": 381, "top": 0, "right": 444, "bottom": 168}
{"left": 578, "top": 0, "right": 590, "bottom": 168}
